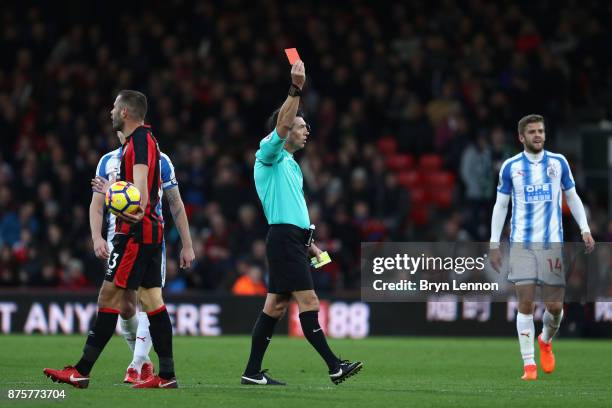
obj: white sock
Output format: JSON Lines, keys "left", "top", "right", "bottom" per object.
{"left": 119, "top": 314, "right": 139, "bottom": 353}
{"left": 516, "top": 312, "right": 535, "bottom": 366}
{"left": 132, "top": 312, "right": 153, "bottom": 371}
{"left": 541, "top": 309, "right": 563, "bottom": 343}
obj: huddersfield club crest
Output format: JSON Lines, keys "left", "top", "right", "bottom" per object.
{"left": 547, "top": 164, "right": 558, "bottom": 178}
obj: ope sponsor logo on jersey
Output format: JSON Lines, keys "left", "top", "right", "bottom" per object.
{"left": 524, "top": 183, "right": 552, "bottom": 203}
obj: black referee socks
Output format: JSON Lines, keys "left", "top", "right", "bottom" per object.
{"left": 75, "top": 308, "right": 120, "bottom": 376}
{"left": 299, "top": 310, "right": 341, "bottom": 370}
{"left": 244, "top": 312, "right": 278, "bottom": 376}
{"left": 147, "top": 306, "right": 175, "bottom": 379}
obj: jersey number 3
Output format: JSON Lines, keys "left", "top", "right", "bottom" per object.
{"left": 108, "top": 253, "right": 119, "bottom": 270}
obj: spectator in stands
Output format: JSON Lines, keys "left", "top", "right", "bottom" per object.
{"left": 164, "top": 259, "right": 188, "bottom": 294}
{"left": 460, "top": 133, "right": 494, "bottom": 240}
{"left": 232, "top": 264, "right": 267, "bottom": 296}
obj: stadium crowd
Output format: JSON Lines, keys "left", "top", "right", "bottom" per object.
{"left": 0, "top": 1, "right": 610, "bottom": 294}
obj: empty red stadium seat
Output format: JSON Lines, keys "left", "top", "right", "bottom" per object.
{"left": 428, "top": 189, "right": 453, "bottom": 208}
{"left": 423, "top": 171, "right": 456, "bottom": 187}
{"left": 397, "top": 170, "right": 422, "bottom": 189}
{"left": 377, "top": 137, "right": 397, "bottom": 155}
{"left": 410, "top": 206, "right": 429, "bottom": 225}
{"left": 386, "top": 154, "right": 415, "bottom": 171}
{"left": 419, "top": 154, "right": 443, "bottom": 170}
{"left": 410, "top": 187, "right": 427, "bottom": 206}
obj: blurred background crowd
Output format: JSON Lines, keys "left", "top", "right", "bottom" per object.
{"left": 0, "top": 0, "right": 610, "bottom": 294}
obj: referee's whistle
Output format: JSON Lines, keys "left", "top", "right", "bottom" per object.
{"left": 306, "top": 224, "right": 315, "bottom": 247}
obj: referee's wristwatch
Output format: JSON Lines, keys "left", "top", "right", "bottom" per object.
{"left": 288, "top": 84, "right": 302, "bottom": 97}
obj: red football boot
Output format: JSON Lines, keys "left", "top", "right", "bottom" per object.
{"left": 521, "top": 364, "right": 538, "bottom": 381}
{"left": 123, "top": 367, "right": 139, "bottom": 384}
{"left": 140, "top": 361, "right": 155, "bottom": 382}
{"left": 132, "top": 375, "right": 178, "bottom": 389}
{"left": 43, "top": 366, "right": 90, "bottom": 389}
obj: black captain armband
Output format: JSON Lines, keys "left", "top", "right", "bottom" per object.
{"left": 288, "top": 84, "right": 302, "bottom": 97}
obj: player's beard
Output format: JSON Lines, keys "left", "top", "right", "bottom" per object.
{"left": 112, "top": 115, "right": 124, "bottom": 132}
{"left": 525, "top": 139, "right": 544, "bottom": 153}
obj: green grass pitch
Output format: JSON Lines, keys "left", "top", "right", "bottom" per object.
{"left": 1, "top": 335, "right": 611, "bottom": 407}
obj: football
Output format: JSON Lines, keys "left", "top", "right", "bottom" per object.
{"left": 104, "top": 181, "right": 141, "bottom": 216}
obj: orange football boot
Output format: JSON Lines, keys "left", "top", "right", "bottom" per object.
{"left": 521, "top": 364, "right": 537, "bottom": 381}
{"left": 538, "top": 335, "right": 556, "bottom": 373}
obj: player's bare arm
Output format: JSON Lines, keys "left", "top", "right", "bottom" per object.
{"left": 89, "top": 192, "right": 109, "bottom": 259}
{"left": 165, "top": 186, "right": 195, "bottom": 269}
{"left": 275, "top": 60, "right": 305, "bottom": 138}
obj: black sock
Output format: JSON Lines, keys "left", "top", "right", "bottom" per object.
{"left": 299, "top": 311, "right": 340, "bottom": 370}
{"left": 244, "top": 312, "right": 278, "bottom": 376}
{"left": 148, "top": 306, "right": 175, "bottom": 379}
{"left": 75, "top": 309, "right": 119, "bottom": 375}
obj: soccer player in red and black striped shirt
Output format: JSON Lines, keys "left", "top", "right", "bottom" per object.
{"left": 44, "top": 90, "right": 178, "bottom": 389}
{"left": 115, "top": 124, "right": 164, "bottom": 245}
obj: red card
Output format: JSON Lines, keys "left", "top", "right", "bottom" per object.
{"left": 284, "top": 48, "right": 301, "bottom": 65}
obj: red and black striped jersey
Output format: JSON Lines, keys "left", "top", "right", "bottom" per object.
{"left": 116, "top": 125, "right": 164, "bottom": 244}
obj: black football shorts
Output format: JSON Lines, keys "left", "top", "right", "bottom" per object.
{"left": 266, "top": 224, "right": 314, "bottom": 294}
{"left": 105, "top": 234, "right": 162, "bottom": 290}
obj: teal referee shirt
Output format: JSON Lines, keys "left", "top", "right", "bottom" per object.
{"left": 254, "top": 129, "right": 310, "bottom": 229}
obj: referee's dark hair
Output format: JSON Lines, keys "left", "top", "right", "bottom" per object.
{"left": 267, "top": 107, "right": 305, "bottom": 132}
{"left": 118, "top": 90, "right": 148, "bottom": 121}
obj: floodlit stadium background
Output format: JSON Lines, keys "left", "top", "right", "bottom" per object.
{"left": 0, "top": 0, "right": 611, "bottom": 337}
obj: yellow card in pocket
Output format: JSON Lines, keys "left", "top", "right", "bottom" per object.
{"left": 310, "top": 251, "right": 331, "bottom": 268}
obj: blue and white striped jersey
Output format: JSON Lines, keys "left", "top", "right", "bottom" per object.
{"left": 497, "top": 150, "right": 575, "bottom": 243}
{"left": 95, "top": 147, "right": 178, "bottom": 242}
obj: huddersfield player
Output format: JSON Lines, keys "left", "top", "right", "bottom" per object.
{"left": 240, "top": 60, "right": 362, "bottom": 386}
{"left": 489, "top": 114, "right": 595, "bottom": 380}
{"left": 44, "top": 90, "right": 179, "bottom": 388}
{"left": 90, "top": 132, "right": 194, "bottom": 384}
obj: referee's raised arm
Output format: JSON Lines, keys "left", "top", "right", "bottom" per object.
{"left": 256, "top": 61, "right": 306, "bottom": 165}
{"left": 275, "top": 60, "right": 305, "bottom": 137}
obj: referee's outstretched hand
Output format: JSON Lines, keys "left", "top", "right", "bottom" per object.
{"left": 291, "top": 60, "right": 306, "bottom": 89}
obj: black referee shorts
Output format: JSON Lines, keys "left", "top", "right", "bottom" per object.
{"left": 266, "top": 224, "right": 314, "bottom": 294}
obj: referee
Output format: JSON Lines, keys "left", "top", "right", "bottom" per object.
{"left": 240, "top": 60, "right": 362, "bottom": 386}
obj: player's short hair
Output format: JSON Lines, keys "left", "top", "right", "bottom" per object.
{"left": 517, "top": 114, "right": 544, "bottom": 135}
{"left": 118, "top": 90, "right": 148, "bottom": 121}
{"left": 267, "top": 108, "right": 306, "bottom": 132}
